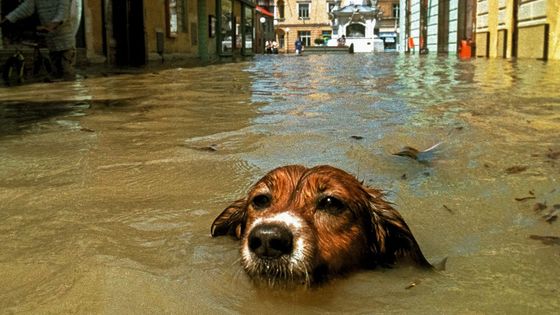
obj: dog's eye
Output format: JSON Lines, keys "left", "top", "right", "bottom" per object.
{"left": 317, "top": 196, "right": 346, "bottom": 215}
{"left": 251, "top": 194, "right": 271, "bottom": 209}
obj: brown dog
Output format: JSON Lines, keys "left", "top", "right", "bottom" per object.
{"left": 211, "top": 165, "right": 432, "bottom": 286}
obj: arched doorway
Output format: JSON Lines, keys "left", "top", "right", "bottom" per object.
{"left": 346, "top": 24, "right": 365, "bottom": 37}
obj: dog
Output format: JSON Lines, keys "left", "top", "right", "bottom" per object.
{"left": 211, "top": 165, "right": 432, "bottom": 286}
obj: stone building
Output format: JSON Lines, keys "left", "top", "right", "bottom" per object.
{"left": 475, "top": 0, "right": 559, "bottom": 60}
{"left": 377, "top": 0, "right": 400, "bottom": 50}
{"left": 399, "top": 0, "right": 476, "bottom": 54}
{"left": 273, "top": 0, "right": 334, "bottom": 52}
{"left": 0, "top": 0, "right": 260, "bottom": 66}
{"left": 273, "top": 0, "right": 399, "bottom": 52}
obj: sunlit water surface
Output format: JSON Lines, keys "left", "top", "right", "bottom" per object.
{"left": 0, "top": 54, "right": 559, "bottom": 314}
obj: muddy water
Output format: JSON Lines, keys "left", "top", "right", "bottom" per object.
{"left": 0, "top": 55, "right": 559, "bottom": 314}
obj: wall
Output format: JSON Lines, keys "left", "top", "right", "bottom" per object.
{"left": 144, "top": 0, "right": 198, "bottom": 61}
{"left": 475, "top": 0, "right": 558, "bottom": 60}
{"left": 83, "top": 0, "right": 105, "bottom": 62}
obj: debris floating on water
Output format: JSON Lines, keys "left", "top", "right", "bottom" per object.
{"left": 405, "top": 280, "right": 420, "bottom": 290}
{"left": 350, "top": 135, "right": 364, "bottom": 140}
{"left": 515, "top": 196, "right": 536, "bottom": 202}
{"left": 546, "top": 149, "right": 560, "bottom": 160}
{"left": 529, "top": 235, "right": 560, "bottom": 246}
{"left": 532, "top": 202, "right": 547, "bottom": 212}
{"left": 505, "top": 165, "right": 528, "bottom": 174}
{"left": 543, "top": 209, "right": 558, "bottom": 223}
{"left": 393, "top": 142, "right": 442, "bottom": 161}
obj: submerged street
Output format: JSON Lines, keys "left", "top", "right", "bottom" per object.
{"left": 0, "top": 54, "right": 559, "bottom": 313}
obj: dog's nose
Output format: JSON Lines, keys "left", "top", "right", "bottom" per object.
{"left": 248, "top": 224, "right": 293, "bottom": 258}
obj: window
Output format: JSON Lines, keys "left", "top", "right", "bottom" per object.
{"left": 392, "top": 4, "right": 400, "bottom": 18}
{"left": 243, "top": 6, "right": 254, "bottom": 55}
{"left": 298, "top": 3, "right": 310, "bottom": 19}
{"left": 220, "top": 0, "right": 233, "bottom": 54}
{"left": 298, "top": 31, "right": 311, "bottom": 46}
{"left": 166, "top": 0, "right": 186, "bottom": 37}
{"left": 322, "top": 30, "right": 332, "bottom": 41}
{"left": 277, "top": 0, "right": 285, "bottom": 19}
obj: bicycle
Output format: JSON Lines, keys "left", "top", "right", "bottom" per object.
{"left": 1, "top": 30, "right": 52, "bottom": 86}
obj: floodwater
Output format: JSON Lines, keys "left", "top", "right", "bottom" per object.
{"left": 0, "top": 54, "right": 559, "bottom": 314}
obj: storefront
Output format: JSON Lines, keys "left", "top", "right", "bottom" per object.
{"left": 217, "top": 0, "right": 255, "bottom": 56}
{"left": 379, "top": 31, "right": 397, "bottom": 51}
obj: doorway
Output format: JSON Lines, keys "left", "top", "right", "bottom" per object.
{"left": 112, "top": 0, "right": 146, "bottom": 66}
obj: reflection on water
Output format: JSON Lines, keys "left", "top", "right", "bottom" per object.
{"left": 0, "top": 55, "right": 559, "bottom": 314}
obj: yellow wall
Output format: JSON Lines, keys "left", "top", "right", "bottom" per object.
{"left": 83, "top": 0, "right": 105, "bottom": 61}
{"left": 275, "top": 0, "right": 331, "bottom": 52}
{"left": 144, "top": 0, "right": 197, "bottom": 57}
{"left": 475, "top": 0, "right": 560, "bottom": 60}
{"left": 548, "top": 0, "right": 560, "bottom": 59}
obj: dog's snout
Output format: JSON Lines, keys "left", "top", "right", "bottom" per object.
{"left": 248, "top": 224, "right": 293, "bottom": 258}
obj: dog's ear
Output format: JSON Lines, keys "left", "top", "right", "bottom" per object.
{"left": 210, "top": 198, "right": 247, "bottom": 239}
{"left": 366, "top": 189, "right": 432, "bottom": 269}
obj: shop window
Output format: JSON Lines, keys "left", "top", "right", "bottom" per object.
{"left": 298, "top": 30, "right": 311, "bottom": 46}
{"left": 220, "top": 0, "right": 233, "bottom": 54}
{"left": 243, "top": 6, "right": 254, "bottom": 55}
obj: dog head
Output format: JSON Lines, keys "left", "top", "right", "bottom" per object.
{"left": 211, "top": 165, "right": 432, "bottom": 286}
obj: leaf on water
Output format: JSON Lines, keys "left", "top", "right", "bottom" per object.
{"left": 393, "top": 142, "right": 443, "bottom": 161}
{"left": 505, "top": 165, "right": 528, "bottom": 174}
{"left": 443, "top": 205, "right": 454, "bottom": 214}
{"left": 529, "top": 235, "right": 560, "bottom": 246}
{"left": 393, "top": 146, "right": 420, "bottom": 160}
{"left": 532, "top": 202, "right": 547, "bottom": 212}
{"left": 543, "top": 209, "right": 558, "bottom": 223}
{"left": 194, "top": 144, "right": 218, "bottom": 152}
{"left": 405, "top": 280, "right": 420, "bottom": 290}
{"left": 546, "top": 149, "right": 560, "bottom": 160}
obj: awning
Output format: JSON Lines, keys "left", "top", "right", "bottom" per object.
{"left": 256, "top": 6, "right": 274, "bottom": 17}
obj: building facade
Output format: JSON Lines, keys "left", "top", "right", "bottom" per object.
{"left": 273, "top": 0, "right": 334, "bottom": 52}
{"left": 273, "top": 0, "right": 399, "bottom": 52}
{"left": 399, "top": 0, "right": 475, "bottom": 55}
{"left": 476, "top": 0, "right": 559, "bottom": 60}
{"left": 1, "top": 0, "right": 259, "bottom": 66}
{"left": 377, "top": 0, "right": 400, "bottom": 50}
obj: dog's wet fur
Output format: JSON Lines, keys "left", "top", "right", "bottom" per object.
{"left": 211, "top": 165, "right": 432, "bottom": 287}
